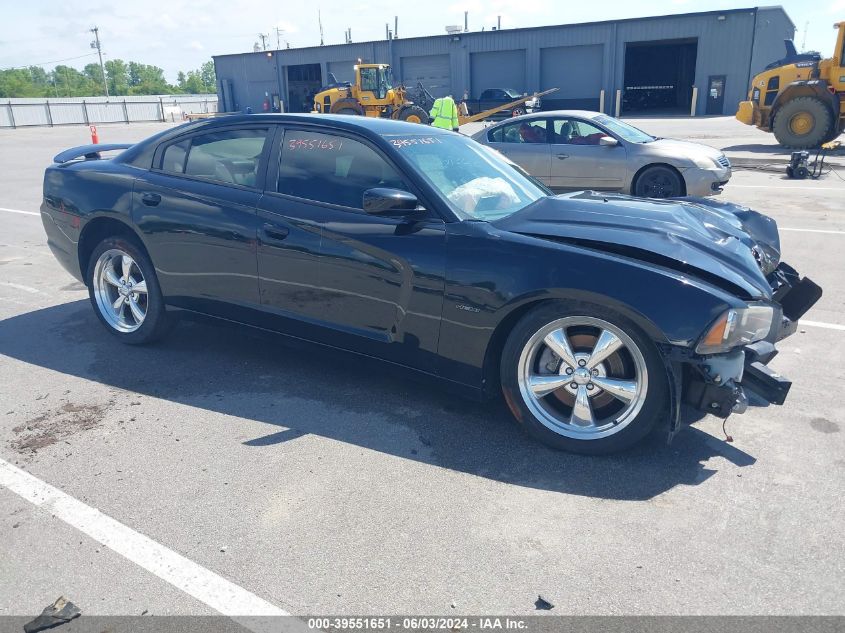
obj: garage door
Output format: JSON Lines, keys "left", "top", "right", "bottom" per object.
{"left": 401, "top": 55, "right": 451, "bottom": 97}
{"left": 470, "top": 50, "right": 526, "bottom": 98}
{"left": 327, "top": 61, "right": 356, "bottom": 85}
{"left": 540, "top": 44, "right": 603, "bottom": 111}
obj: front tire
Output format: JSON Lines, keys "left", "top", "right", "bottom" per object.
{"left": 633, "top": 165, "right": 683, "bottom": 198}
{"left": 87, "top": 236, "right": 172, "bottom": 345}
{"left": 772, "top": 97, "right": 833, "bottom": 149}
{"left": 398, "top": 105, "right": 429, "bottom": 125}
{"left": 501, "top": 301, "right": 668, "bottom": 454}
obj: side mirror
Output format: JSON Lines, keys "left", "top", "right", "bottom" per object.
{"left": 363, "top": 188, "right": 421, "bottom": 216}
{"left": 599, "top": 136, "right": 619, "bottom": 147}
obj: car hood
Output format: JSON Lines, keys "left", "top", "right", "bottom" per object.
{"left": 647, "top": 138, "right": 724, "bottom": 162}
{"left": 492, "top": 191, "right": 780, "bottom": 299}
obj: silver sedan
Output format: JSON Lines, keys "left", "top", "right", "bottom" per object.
{"left": 471, "top": 110, "right": 732, "bottom": 198}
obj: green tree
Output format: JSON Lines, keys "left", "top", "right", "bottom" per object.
{"left": 105, "top": 59, "right": 129, "bottom": 95}
{"left": 176, "top": 71, "right": 186, "bottom": 91}
{"left": 200, "top": 61, "right": 216, "bottom": 92}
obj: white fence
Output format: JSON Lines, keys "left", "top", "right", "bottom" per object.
{"left": 0, "top": 95, "right": 218, "bottom": 128}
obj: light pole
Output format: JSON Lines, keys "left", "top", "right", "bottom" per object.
{"left": 90, "top": 26, "right": 109, "bottom": 97}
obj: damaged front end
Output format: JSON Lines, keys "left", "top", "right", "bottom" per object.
{"left": 678, "top": 260, "right": 822, "bottom": 432}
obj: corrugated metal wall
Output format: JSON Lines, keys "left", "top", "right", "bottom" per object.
{"left": 540, "top": 44, "right": 604, "bottom": 110}
{"left": 470, "top": 50, "right": 527, "bottom": 97}
{"left": 400, "top": 55, "right": 451, "bottom": 97}
{"left": 327, "top": 61, "right": 357, "bottom": 84}
{"left": 214, "top": 6, "right": 795, "bottom": 116}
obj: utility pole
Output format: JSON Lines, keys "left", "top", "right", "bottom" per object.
{"left": 318, "top": 10, "right": 325, "bottom": 46}
{"left": 90, "top": 26, "right": 109, "bottom": 97}
{"left": 258, "top": 33, "right": 269, "bottom": 50}
{"left": 274, "top": 27, "right": 283, "bottom": 50}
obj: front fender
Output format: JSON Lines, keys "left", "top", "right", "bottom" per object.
{"left": 436, "top": 223, "right": 744, "bottom": 389}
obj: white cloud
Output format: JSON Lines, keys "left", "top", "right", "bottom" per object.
{"left": 188, "top": 40, "right": 204, "bottom": 51}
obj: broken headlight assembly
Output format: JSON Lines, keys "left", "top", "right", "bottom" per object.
{"left": 696, "top": 305, "right": 775, "bottom": 354}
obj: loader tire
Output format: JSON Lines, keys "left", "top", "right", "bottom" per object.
{"left": 398, "top": 105, "right": 429, "bottom": 125}
{"left": 773, "top": 97, "right": 833, "bottom": 149}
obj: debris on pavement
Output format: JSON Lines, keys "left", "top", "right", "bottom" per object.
{"left": 534, "top": 595, "right": 554, "bottom": 610}
{"left": 23, "top": 596, "right": 81, "bottom": 632}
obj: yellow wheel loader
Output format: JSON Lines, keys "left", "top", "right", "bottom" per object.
{"left": 313, "top": 64, "right": 429, "bottom": 124}
{"left": 736, "top": 21, "right": 845, "bottom": 148}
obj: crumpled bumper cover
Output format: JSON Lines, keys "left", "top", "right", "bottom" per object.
{"left": 682, "top": 264, "right": 822, "bottom": 418}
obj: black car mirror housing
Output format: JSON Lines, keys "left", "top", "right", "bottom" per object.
{"left": 363, "top": 188, "right": 422, "bottom": 216}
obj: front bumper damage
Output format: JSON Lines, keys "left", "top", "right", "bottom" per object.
{"left": 677, "top": 263, "right": 822, "bottom": 429}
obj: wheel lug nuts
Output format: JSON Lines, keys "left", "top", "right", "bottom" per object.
{"left": 565, "top": 367, "right": 573, "bottom": 375}
{"left": 578, "top": 360, "right": 587, "bottom": 367}
{"left": 591, "top": 369, "right": 599, "bottom": 376}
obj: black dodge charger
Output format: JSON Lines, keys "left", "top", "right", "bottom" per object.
{"left": 40, "top": 114, "right": 821, "bottom": 454}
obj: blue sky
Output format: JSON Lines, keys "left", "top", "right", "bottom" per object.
{"left": 0, "top": 0, "right": 842, "bottom": 80}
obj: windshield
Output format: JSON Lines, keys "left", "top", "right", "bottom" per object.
{"left": 593, "top": 115, "right": 655, "bottom": 143}
{"left": 385, "top": 134, "right": 549, "bottom": 221}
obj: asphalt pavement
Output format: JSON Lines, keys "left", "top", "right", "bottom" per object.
{"left": 0, "top": 118, "right": 843, "bottom": 620}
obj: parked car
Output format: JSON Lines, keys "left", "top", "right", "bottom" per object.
{"left": 464, "top": 88, "right": 541, "bottom": 119}
{"left": 41, "top": 114, "right": 819, "bottom": 454}
{"left": 472, "top": 110, "right": 732, "bottom": 197}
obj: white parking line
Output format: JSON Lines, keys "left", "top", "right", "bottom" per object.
{"left": 729, "top": 184, "right": 845, "bottom": 192}
{"left": 780, "top": 227, "right": 845, "bottom": 236}
{"left": 0, "top": 207, "right": 39, "bottom": 217}
{"left": 0, "top": 282, "right": 41, "bottom": 294}
{"left": 0, "top": 458, "right": 289, "bottom": 618}
{"left": 801, "top": 320, "right": 845, "bottom": 332}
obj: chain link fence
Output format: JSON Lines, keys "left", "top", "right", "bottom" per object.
{"left": 0, "top": 95, "right": 218, "bottom": 128}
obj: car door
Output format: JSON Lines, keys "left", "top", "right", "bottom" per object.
{"left": 548, "top": 117, "right": 628, "bottom": 192}
{"left": 133, "top": 125, "right": 271, "bottom": 316}
{"left": 267, "top": 127, "right": 447, "bottom": 372}
{"left": 252, "top": 126, "right": 328, "bottom": 333}
{"left": 486, "top": 119, "right": 551, "bottom": 184}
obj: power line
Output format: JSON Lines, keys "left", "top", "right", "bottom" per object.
{"left": 1, "top": 52, "right": 98, "bottom": 71}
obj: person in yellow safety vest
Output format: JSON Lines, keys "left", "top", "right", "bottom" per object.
{"left": 429, "top": 95, "right": 460, "bottom": 131}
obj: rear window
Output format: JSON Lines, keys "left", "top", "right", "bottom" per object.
{"left": 160, "top": 128, "right": 269, "bottom": 187}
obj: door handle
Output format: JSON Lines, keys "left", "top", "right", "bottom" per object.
{"left": 141, "top": 192, "right": 161, "bottom": 206}
{"left": 261, "top": 223, "right": 289, "bottom": 243}
{"left": 556, "top": 154, "right": 569, "bottom": 160}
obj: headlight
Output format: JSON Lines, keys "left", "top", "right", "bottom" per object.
{"left": 696, "top": 305, "right": 775, "bottom": 354}
{"left": 691, "top": 155, "right": 724, "bottom": 170}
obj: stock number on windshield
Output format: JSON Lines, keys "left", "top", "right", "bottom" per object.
{"left": 288, "top": 138, "right": 344, "bottom": 151}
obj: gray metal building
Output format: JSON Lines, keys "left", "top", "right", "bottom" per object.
{"left": 213, "top": 6, "right": 795, "bottom": 117}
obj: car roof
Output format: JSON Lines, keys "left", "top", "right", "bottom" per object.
{"left": 489, "top": 110, "right": 604, "bottom": 125}
{"left": 180, "top": 113, "right": 451, "bottom": 137}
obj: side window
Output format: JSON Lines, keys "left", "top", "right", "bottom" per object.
{"left": 278, "top": 130, "right": 409, "bottom": 209}
{"left": 499, "top": 120, "right": 547, "bottom": 144}
{"left": 488, "top": 127, "right": 504, "bottom": 143}
{"left": 162, "top": 140, "right": 189, "bottom": 174}
{"left": 161, "top": 128, "right": 269, "bottom": 187}
{"left": 553, "top": 119, "right": 606, "bottom": 146}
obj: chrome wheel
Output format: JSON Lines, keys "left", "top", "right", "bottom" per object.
{"left": 92, "top": 249, "right": 148, "bottom": 333}
{"left": 517, "top": 316, "right": 649, "bottom": 440}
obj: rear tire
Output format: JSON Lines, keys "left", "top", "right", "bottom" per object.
{"left": 633, "top": 165, "right": 684, "bottom": 198}
{"left": 398, "top": 105, "right": 429, "bottom": 125}
{"left": 500, "top": 301, "right": 668, "bottom": 454}
{"left": 86, "top": 236, "right": 173, "bottom": 345}
{"left": 772, "top": 97, "right": 833, "bottom": 149}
